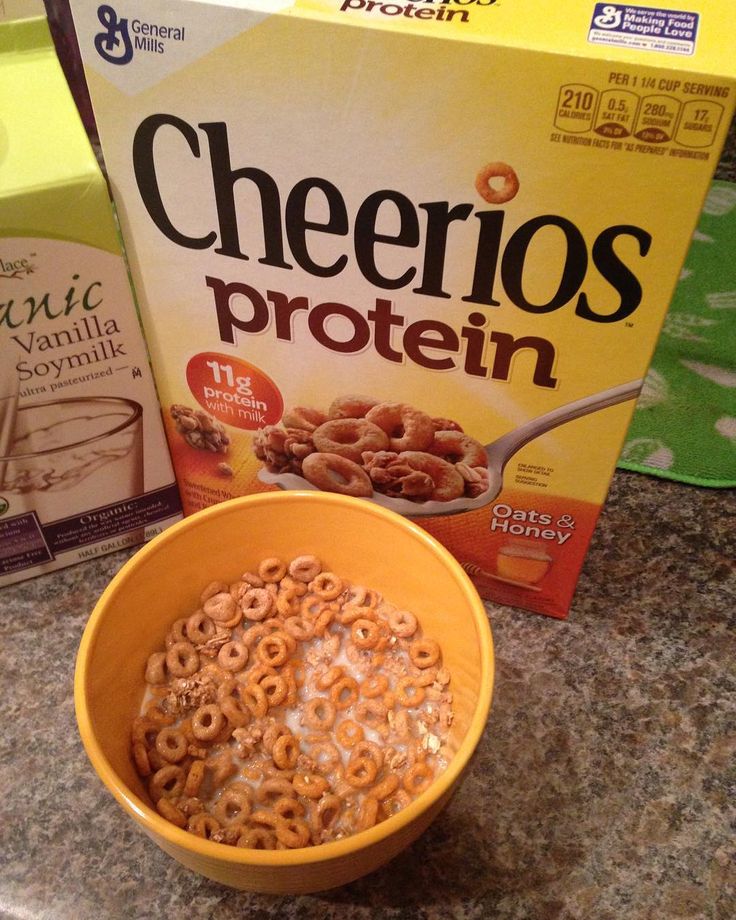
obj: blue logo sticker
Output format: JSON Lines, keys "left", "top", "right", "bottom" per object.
{"left": 589, "top": 4, "right": 699, "bottom": 56}
{"left": 94, "top": 5, "right": 134, "bottom": 66}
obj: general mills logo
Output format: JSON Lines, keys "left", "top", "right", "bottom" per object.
{"left": 593, "top": 4, "right": 624, "bottom": 29}
{"left": 94, "top": 5, "right": 134, "bottom": 65}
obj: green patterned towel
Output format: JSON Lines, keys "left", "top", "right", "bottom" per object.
{"left": 618, "top": 181, "right": 736, "bottom": 488}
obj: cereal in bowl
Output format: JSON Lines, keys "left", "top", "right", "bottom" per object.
{"left": 132, "top": 556, "right": 454, "bottom": 849}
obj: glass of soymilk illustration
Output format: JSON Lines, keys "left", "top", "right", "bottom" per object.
{"left": 0, "top": 396, "right": 144, "bottom": 523}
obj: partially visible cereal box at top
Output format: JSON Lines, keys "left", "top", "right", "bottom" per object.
{"left": 0, "top": 3, "right": 182, "bottom": 588}
{"left": 68, "top": 0, "right": 735, "bottom": 617}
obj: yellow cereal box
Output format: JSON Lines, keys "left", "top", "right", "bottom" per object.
{"left": 69, "top": 0, "right": 735, "bottom": 617}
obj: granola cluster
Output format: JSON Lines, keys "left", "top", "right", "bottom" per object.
{"left": 170, "top": 404, "right": 231, "bottom": 453}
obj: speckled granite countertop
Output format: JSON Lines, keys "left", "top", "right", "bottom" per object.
{"left": 1, "top": 471, "right": 734, "bottom": 920}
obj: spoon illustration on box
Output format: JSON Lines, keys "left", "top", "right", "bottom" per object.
{"left": 258, "top": 379, "right": 643, "bottom": 517}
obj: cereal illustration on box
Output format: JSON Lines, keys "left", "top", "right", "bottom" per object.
{"left": 69, "top": 0, "right": 736, "bottom": 617}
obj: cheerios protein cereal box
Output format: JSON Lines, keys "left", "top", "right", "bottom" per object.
{"left": 69, "top": 0, "right": 735, "bottom": 617}
{"left": 0, "top": 2, "right": 182, "bottom": 588}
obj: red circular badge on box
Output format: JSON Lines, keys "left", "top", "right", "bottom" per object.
{"left": 186, "top": 352, "right": 283, "bottom": 430}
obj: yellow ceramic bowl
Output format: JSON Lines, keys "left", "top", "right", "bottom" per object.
{"left": 75, "top": 491, "right": 494, "bottom": 894}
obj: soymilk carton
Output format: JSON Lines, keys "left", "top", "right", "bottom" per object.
{"left": 68, "top": 0, "right": 735, "bottom": 617}
{"left": 0, "top": 1, "right": 181, "bottom": 587}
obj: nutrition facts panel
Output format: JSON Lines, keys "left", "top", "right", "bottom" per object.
{"left": 550, "top": 79, "right": 727, "bottom": 159}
